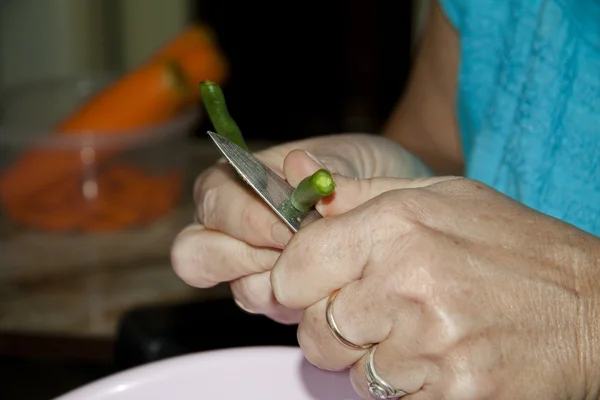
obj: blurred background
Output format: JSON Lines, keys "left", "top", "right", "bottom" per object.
{"left": 1, "top": 0, "right": 433, "bottom": 137}
{"left": 0, "top": 0, "right": 431, "bottom": 398}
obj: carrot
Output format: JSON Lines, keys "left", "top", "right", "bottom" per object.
{"left": 4, "top": 178, "right": 88, "bottom": 232}
{"left": 0, "top": 60, "right": 191, "bottom": 204}
{"left": 58, "top": 60, "right": 191, "bottom": 133}
{"left": 153, "top": 24, "right": 217, "bottom": 59}
{"left": 4, "top": 164, "right": 184, "bottom": 233}
{"left": 1, "top": 24, "right": 229, "bottom": 215}
{"left": 152, "top": 24, "right": 230, "bottom": 98}
{"left": 177, "top": 49, "right": 230, "bottom": 100}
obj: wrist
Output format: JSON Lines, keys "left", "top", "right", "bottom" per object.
{"left": 583, "top": 276, "right": 600, "bottom": 399}
{"left": 572, "top": 238, "right": 600, "bottom": 400}
{"left": 545, "top": 229, "right": 600, "bottom": 400}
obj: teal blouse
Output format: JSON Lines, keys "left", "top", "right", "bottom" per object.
{"left": 438, "top": 0, "right": 600, "bottom": 236}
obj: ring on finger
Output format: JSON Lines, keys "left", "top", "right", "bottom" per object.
{"left": 326, "top": 289, "right": 374, "bottom": 351}
{"left": 365, "top": 344, "right": 408, "bottom": 399}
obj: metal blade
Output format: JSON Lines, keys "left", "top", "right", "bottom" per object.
{"left": 206, "top": 131, "right": 322, "bottom": 232}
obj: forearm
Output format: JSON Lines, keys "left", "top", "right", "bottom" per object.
{"left": 382, "top": 108, "right": 462, "bottom": 176}
{"left": 382, "top": 2, "right": 464, "bottom": 176}
{"left": 583, "top": 248, "right": 600, "bottom": 400}
{"left": 563, "top": 231, "right": 600, "bottom": 400}
{"left": 585, "top": 294, "right": 600, "bottom": 400}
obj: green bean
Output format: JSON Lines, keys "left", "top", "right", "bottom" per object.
{"left": 290, "top": 169, "right": 336, "bottom": 212}
{"left": 200, "top": 80, "right": 249, "bottom": 151}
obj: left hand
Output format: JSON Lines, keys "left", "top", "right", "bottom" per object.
{"left": 271, "top": 155, "right": 600, "bottom": 399}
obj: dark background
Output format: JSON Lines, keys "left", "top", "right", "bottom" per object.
{"left": 191, "top": 0, "right": 414, "bottom": 141}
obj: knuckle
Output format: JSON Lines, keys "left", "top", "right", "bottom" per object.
{"left": 296, "top": 306, "right": 350, "bottom": 372}
{"left": 199, "top": 186, "right": 219, "bottom": 229}
{"left": 296, "top": 313, "right": 328, "bottom": 368}
{"left": 397, "top": 189, "right": 433, "bottom": 220}
{"left": 239, "top": 202, "right": 264, "bottom": 238}
{"left": 170, "top": 230, "right": 218, "bottom": 289}
{"left": 420, "top": 315, "right": 460, "bottom": 357}
{"left": 376, "top": 188, "right": 443, "bottom": 228}
{"left": 192, "top": 168, "right": 213, "bottom": 205}
{"left": 269, "top": 267, "right": 286, "bottom": 306}
{"left": 269, "top": 243, "right": 303, "bottom": 308}
{"left": 244, "top": 245, "right": 278, "bottom": 273}
{"left": 389, "top": 225, "right": 440, "bottom": 297}
{"left": 444, "top": 365, "right": 493, "bottom": 400}
{"left": 230, "top": 274, "right": 274, "bottom": 314}
{"left": 348, "top": 366, "right": 371, "bottom": 399}
{"left": 270, "top": 264, "right": 298, "bottom": 310}
{"left": 193, "top": 165, "right": 232, "bottom": 226}
{"left": 408, "top": 222, "right": 433, "bottom": 245}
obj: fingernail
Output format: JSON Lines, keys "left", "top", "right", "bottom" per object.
{"left": 272, "top": 222, "right": 292, "bottom": 246}
{"left": 234, "top": 298, "right": 255, "bottom": 314}
{"left": 305, "top": 151, "right": 328, "bottom": 170}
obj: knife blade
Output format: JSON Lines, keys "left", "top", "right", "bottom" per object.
{"left": 206, "top": 131, "right": 322, "bottom": 232}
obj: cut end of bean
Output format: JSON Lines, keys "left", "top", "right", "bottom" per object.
{"left": 199, "top": 80, "right": 220, "bottom": 99}
{"left": 290, "top": 169, "right": 336, "bottom": 212}
{"left": 311, "top": 169, "right": 336, "bottom": 195}
{"left": 200, "top": 80, "right": 216, "bottom": 87}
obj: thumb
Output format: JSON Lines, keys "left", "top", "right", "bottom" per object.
{"left": 282, "top": 149, "right": 460, "bottom": 216}
{"left": 282, "top": 149, "right": 327, "bottom": 187}
{"left": 282, "top": 149, "right": 359, "bottom": 187}
{"left": 317, "top": 175, "right": 461, "bottom": 217}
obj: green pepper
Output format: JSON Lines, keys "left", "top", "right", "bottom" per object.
{"left": 200, "top": 80, "right": 249, "bottom": 151}
{"left": 290, "top": 169, "right": 336, "bottom": 212}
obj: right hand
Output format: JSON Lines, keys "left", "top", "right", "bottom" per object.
{"left": 170, "top": 133, "right": 430, "bottom": 324}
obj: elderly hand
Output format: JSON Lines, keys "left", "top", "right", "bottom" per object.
{"left": 170, "top": 134, "right": 430, "bottom": 324}
{"left": 271, "top": 158, "right": 600, "bottom": 399}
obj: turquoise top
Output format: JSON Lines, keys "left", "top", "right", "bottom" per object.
{"left": 438, "top": 0, "right": 600, "bottom": 236}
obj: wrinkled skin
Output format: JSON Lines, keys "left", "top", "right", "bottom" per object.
{"left": 270, "top": 169, "right": 600, "bottom": 399}
{"left": 171, "top": 134, "right": 430, "bottom": 323}
{"left": 171, "top": 137, "right": 599, "bottom": 399}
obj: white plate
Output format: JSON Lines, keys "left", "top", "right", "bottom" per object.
{"left": 54, "top": 346, "right": 361, "bottom": 400}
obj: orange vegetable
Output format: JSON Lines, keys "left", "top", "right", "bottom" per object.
{"left": 58, "top": 60, "right": 191, "bottom": 133}
{"left": 152, "top": 24, "right": 230, "bottom": 98}
{"left": 4, "top": 178, "right": 88, "bottom": 232}
{"left": 0, "top": 24, "right": 228, "bottom": 209}
{"left": 4, "top": 164, "right": 184, "bottom": 233}
{"left": 0, "top": 61, "right": 190, "bottom": 204}
{"left": 153, "top": 24, "right": 217, "bottom": 59}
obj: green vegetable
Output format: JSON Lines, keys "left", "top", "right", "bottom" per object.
{"left": 290, "top": 169, "right": 336, "bottom": 212}
{"left": 200, "top": 80, "right": 335, "bottom": 212}
{"left": 200, "top": 80, "right": 249, "bottom": 151}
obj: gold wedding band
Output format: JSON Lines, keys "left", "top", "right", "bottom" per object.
{"left": 325, "top": 289, "right": 373, "bottom": 351}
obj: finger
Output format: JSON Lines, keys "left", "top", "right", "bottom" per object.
{"left": 282, "top": 149, "right": 327, "bottom": 187}
{"left": 349, "top": 341, "right": 435, "bottom": 400}
{"left": 171, "top": 224, "right": 280, "bottom": 288}
{"left": 317, "top": 175, "right": 463, "bottom": 217}
{"left": 194, "top": 164, "right": 293, "bottom": 249}
{"left": 270, "top": 206, "right": 372, "bottom": 309}
{"left": 297, "top": 275, "right": 422, "bottom": 371}
{"left": 282, "top": 149, "right": 360, "bottom": 188}
{"left": 230, "top": 270, "right": 303, "bottom": 325}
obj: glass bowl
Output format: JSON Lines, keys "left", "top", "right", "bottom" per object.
{"left": 0, "top": 74, "right": 201, "bottom": 234}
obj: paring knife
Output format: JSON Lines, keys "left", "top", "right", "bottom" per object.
{"left": 206, "top": 131, "right": 323, "bottom": 232}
